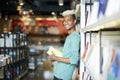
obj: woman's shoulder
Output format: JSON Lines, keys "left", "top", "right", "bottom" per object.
{"left": 69, "top": 32, "right": 80, "bottom": 38}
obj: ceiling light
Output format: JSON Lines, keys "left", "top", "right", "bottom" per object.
{"left": 20, "top": 2, "right": 24, "bottom": 6}
{"left": 19, "top": 0, "right": 24, "bottom": 6}
{"left": 23, "top": 11, "right": 28, "bottom": 15}
{"left": 5, "top": 15, "right": 8, "bottom": 21}
{"left": 58, "top": 0, "right": 64, "bottom": 6}
{"left": 51, "top": 12, "right": 55, "bottom": 15}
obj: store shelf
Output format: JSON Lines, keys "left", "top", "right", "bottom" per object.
{"left": 81, "top": 12, "right": 120, "bottom": 32}
{"left": 0, "top": 46, "right": 27, "bottom": 49}
{"left": 0, "top": 32, "right": 28, "bottom": 80}
{"left": 81, "top": 59, "right": 96, "bottom": 80}
{"left": 80, "top": 0, "right": 120, "bottom": 80}
{"left": 15, "top": 69, "right": 28, "bottom": 80}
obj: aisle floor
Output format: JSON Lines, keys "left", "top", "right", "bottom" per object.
{"left": 22, "top": 63, "right": 53, "bottom": 80}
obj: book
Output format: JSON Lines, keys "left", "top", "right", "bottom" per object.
{"left": 47, "top": 46, "right": 62, "bottom": 57}
{"left": 82, "top": 42, "right": 89, "bottom": 59}
{"left": 107, "top": 43, "right": 120, "bottom": 80}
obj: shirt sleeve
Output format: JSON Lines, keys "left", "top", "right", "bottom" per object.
{"left": 69, "top": 36, "right": 80, "bottom": 65}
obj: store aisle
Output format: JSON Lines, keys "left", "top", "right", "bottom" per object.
{"left": 22, "top": 61, "right": 53, "bottom": 80}
{"left": 21, "top": 66, "right": 43, "bottom": 80}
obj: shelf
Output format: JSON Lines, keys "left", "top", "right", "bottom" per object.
{"left": 0, "top": 46, "right": 27, "bottom": 49}
{"left": 0, "top": 32, "right": 28, "bottom": 80}
{"left": 15, "top": 69, "right": 28, "bottom": 80}
{"left": 81, "top": 12, "right": 120, "bottom": 32}
{"left": 28, "top": 33, "right": 67, "bottom": 37}
{"left": 81, "top": 59, "right": 104, "bottom": 80}
{"left": 81, "top": 59, "right": 95, "bottom": 80}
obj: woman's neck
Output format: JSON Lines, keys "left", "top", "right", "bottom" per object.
{"left": 68, "top": 28, "right": 75, "bottom": 34}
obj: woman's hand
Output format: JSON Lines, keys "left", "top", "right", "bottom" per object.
{"left": 49, "top": 52, "right": 57, "bottom": 61}
{"left": 49, "top": 51, "right": 70, "bottom": 63}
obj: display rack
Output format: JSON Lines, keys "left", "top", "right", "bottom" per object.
{"left": 80, "top": 0, "right": 120, "bottom": 80}
{"left": 81, "top": 12, "right": 120, "bottom": 32}
{"left": 0, "top": 32, "right": 28, "bottom": 80}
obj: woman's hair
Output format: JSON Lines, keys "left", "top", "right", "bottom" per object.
{"left": 72, "top": 14, "right": 76, "bottom": 20}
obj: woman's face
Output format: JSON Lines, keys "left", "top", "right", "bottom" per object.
{"left": 63, "top": 15, "right": 76, "bottom": 30}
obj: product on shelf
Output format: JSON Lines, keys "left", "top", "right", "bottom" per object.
{"left": 0, "top": 32, "right": 28, "bottom": 80}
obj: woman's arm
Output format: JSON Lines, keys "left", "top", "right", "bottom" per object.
{"left": 49, "top": 54, "right": 70, "bottom": 63}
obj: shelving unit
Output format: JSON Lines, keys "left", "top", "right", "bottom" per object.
{"left": 80, "top": 0, "right": 120, "bottom": 80}
{"left": 27, "top": 34, "right": 67, "bottom": 46}
{"left": 0, "top": 32, "right": 28, "bottom": 80}
{"left": 81, "top": 12, "right": 120, "bottom": 32}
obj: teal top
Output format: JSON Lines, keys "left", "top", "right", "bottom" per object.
{"left": 54, "top": 32, "right": 80, "bottom": 80}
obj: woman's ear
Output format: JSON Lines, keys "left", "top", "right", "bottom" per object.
{"left": 74, "top": 20, "right": 77, "bottom": 25}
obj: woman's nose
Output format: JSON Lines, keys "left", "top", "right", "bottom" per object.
{"left": 63, "top": 21, "right": 67, "bottom": 25}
